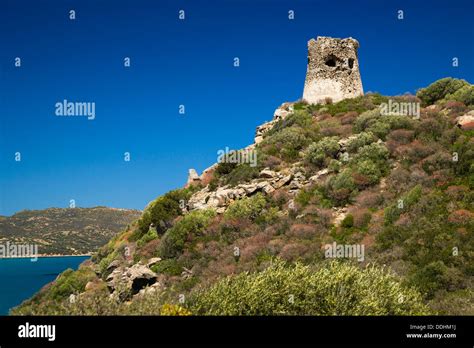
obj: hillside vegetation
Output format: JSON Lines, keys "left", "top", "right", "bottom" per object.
{"left": 12, "top": 78, "right": 474, "bottom": 315}
{"left": 0, "top": 207, "right": 141, "bottom": 255}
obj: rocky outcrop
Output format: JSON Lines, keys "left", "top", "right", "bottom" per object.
{"left": 186, "top": 168, "right": 201, "bottom": 187}
{"left": 254, "top": 103, "right": 294, "bottom": 144}
{"left": 456, "top": 111, "right": 474, "bottom": 130}
{"left": 106, "top": 263, "right": 158, "bottom": 297}
{"left": 187, "top": 165, "right": 311, "bottom": 213}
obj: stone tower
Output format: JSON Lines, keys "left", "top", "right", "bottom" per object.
{"left": 303, "top": 36, "right": 363, "bottom": 104}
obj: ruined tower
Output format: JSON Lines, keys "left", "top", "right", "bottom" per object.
{"left": 303, "top": 36, "right": 363, "bottom": 104}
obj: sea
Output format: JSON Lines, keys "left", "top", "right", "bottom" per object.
{"left": 0, "top": 256, "right": 89, "bottom": 315}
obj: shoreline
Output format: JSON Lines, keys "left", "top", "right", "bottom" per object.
{"left": 0, "top": 254, "right": 92, "bottom": 260}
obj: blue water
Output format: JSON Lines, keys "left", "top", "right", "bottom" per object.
{"left": 0, "top": 256, "right": 89, "bottom": 315}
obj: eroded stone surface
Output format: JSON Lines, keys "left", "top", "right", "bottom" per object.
{"left": 303, "top": 36, "right": 363, "bottom": 104}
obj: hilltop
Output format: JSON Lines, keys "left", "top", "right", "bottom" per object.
{"left": 0, "top": 207, "right": 141, "bottom": 255}
{"left": 12, "top": 77, "right": 474, "bottom": 316}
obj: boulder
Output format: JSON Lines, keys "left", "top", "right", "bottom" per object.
{"left": 146, "top": 257, "right": 162, "bottom": 268}
{"left": 106, "top": 264, "right": 158, "bottom": 296}
{"left": 259, "top": 168, "right": 277, "bottom": 179}
{"left": 126, "top": 264, "right": 158, "bottom": 294}
{"left": 456, "top": 112, "right": 474, "bottom": 130}
{"left": 106, "top": 259, "right": 121, "bottom": 272}
{"left": 186, "top": 168, "right": 201, "bottom": 186}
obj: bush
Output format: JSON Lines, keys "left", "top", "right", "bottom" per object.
{"left": 305, "top": 137, "right": 340, "bottom": 166}
{"left": 151, "top": 259, "right": 184, "bottom": 276}
{"left": 341, "top": 214, "right": 354, "bottom": 228}
{"left": 222, "top": 163, "right": 260, "bottom": 187}
{"left": 354, "top": 109, "right": 380, "bottom": 133}
{"left": 325, "top": 169, "right": 357, "bottom": 205}
{"left": 346, "top": 132, "right": 376, "bottom": 153}
{"left": 47, "top": 267, "right": 97, "bottom": 301}
{"left": 310, "top": 94, "right": 388, "bottom": 115}
{"left": 384, "top": 185, "right": 423, "bottom": 225}
{"left": 267, "top": 110, "right": 315, "bottom": 135}
{"left": 352, "top": 143, "right": 390, "bottom": 174}
{"left": 137, "top": 226, "right": 158, "bottom": 247}
{"left": 189, "top": 259, "right": 430, "bottom": 315}
{"left": 160, "top": 304, "right": 192, "bottom": 316}
{"left": 261, "top": 127, "right": 309, "bottom": 162}
{"left": 157, "top": 209, "right": 216, "bottom": 259}
{"left": 445, "top": 84, "right": 474, "bottom": 106}
{"left": 416, "top": 78, "right": 469, "bottom": 106}
{"left": 224, "top": 193, "right": 267, "bottom": 221}
{"left": 354, "top": 160, "right": 383, "bottom": 186}
{"left": 136, "top": 188, "right": 196, "bottom": 238}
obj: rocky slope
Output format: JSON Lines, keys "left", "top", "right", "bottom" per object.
{"left": 0, "top": 207, "right": 141, "bottom": 255}
{"left": 12, "top": 77, "right": 474, "bottom": 315}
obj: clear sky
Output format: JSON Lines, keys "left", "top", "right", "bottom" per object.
{"left": 1, "top": 0, "right": 473, "bottom": 216}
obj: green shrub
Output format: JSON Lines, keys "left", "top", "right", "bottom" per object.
{"left": 157, "top": 209, "right": 216, "bottom": 259}
{"left": 222, "top": 163, "right": 260, "bottom": 187}
{"left": 341, "top": 214, "right": 354, "bottom": 228}
{"left": 151, "top": 259, "right": 184, "bottom": 276}
{"left": 215, "top": 161, "right": 237, "bottom": 176}
{"left": 354, "top": 109, "right": 380, "bottom": 133}
{"left": 416, "top": 78, "right": 469, "bottom": 106}
{"left": 189, "top": 259, "right": 430, "bottom": 315}
{"left": 136, "top": 187, "right": 196, "bottom": 238}
{"left": 346, "top": 132, "right": 377, "bottom": 153}
{"left": 325, "top": 169, "right": 357, "bottom": 205}
{"left": 445, "top": 84, "right": 474, "bottom": 106}
{"left": 261, "top": 127, "right": 309, "bottom": 162}
{"left": 98, "top": 250, "right": 118, "bottom": 275}
{"left": 384, "top": 185, "right": 423, "bottom": 225}
{"left": 137, "top": 226, "right": 159, "bottom": 247}
{"left": 305, "top": 136, "right": 340, "bottom": 166}
{"left": 47, "top": 267, "right": 97, "bottom": 301}
{"left": 310, "top": 94, "right": 388, "bottom": 115}
{"left": 352, "top": 143, "right": 390, "bottom": 173}
{"left": 267, "top": 110, "right": 313, "bottom": 135}
{"left": 354, "top": 160, "right": 383, "bottom": 185}
{"left": 224, "top": 193, "right": 267, "bottom": 221}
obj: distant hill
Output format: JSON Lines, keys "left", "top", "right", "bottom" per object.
{"left": 0, "top": 207, "right": 141, "bottom": 255}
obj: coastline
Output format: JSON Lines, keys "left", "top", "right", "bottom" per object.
{"left": 0, "top": 254, "right": 92, "bottom": 260}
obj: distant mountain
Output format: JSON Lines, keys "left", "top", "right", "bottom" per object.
{"left": 0, "top": 207, "right": 141, "bottom": 255}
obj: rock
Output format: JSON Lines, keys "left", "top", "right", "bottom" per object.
{"left": 106, "top": 264, "right": 158, "bottom": 297}
{"left": 85, "top": 281, "right": 95, "bottom": 291}
{"left": 333, "top": 207, "right": 348, "bottom": 226}
{"left": 186, "top": 168, "right": 201, "bottom": 186}
{"left": 262, "top": 183, "right": 275, "bottom": 195}
{"left": 309, "top": 168, "right": 330, "bottom": 182}
{"left": 272, "top": 174, "right": 293, "bottom": 189}
{"left": 126, "top": 264, "right": 158, "bottom": 295}
{"left": 456, "top": 112, "right": 474, "bottom": 130}
{"left": 146, "top": 257, "right": 162, "bottom": 268}
{"left": 136, "top": 282, "right": 163, "bottom": 298}
{"left": 273, "top": 102, "right": 294, "bottom": 120}
{"left": 259, "top": 168, "right": 277, "bottom": 179}
{"left": 254, "top": 135, "right": 264, "bottom": 144}
{"left": 106, "top": 259, "right": 121, "bottom": 272}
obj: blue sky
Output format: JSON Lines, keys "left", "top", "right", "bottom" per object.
{"left": 0, "top": 0, "right": 473, "bottom": 216}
